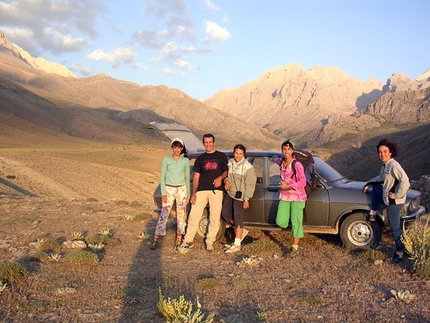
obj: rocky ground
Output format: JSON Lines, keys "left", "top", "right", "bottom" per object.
{"left": 1, "top": 145, "right": 430, "bottom": 322}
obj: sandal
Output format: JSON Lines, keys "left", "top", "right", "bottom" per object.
{"left": 225, "top": 244, "right": 241, "bottom": 253}
{"left": 150, "top": 239, "right": 158, "bottom": 250}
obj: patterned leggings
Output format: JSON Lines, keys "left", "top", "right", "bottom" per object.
{"left": 155, "top": 185, "right": 188, "bottom": 236}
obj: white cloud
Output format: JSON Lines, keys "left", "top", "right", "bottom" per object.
{"left": 135, "top": 63, "right": 150, "bottom": 71}
{"left": 204, "top": 0, "right": 220, "bottom": 11}
{"left": 163, "top": 67, "right": 186, "bottom": 76}
{"left": 204, "top": 21, "right": 231, "bottom": 42}
{"left": 0, "top": 0, "right": 102, "bottom": 55}
{"left": 86, "top": 47, "right": 137, "bottom": 67}
{"left": 161, "top": 42, "right": 178, "bottom": 54}
{"left": 70, "top": 63, "right": 92, "bottom": 76}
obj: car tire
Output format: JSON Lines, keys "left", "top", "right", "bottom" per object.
{"left": 339, "top": 212, "right": 381, "bottom": 249}
{"left": 195, "top": 208, "right": 226, "bottom": 242}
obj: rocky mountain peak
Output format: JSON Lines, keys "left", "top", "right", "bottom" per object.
{"left": 383, "top": 73, "right": 420, "bottom": 93}
{"left": 0, "top": 30, "right": 76, "bottom": 78}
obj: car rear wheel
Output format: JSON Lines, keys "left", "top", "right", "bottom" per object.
{"left": 339, "top": 212, "right": 381, "bottom": 249}
{"left": 196, "top": 209, "right": 226, "bottom": 242}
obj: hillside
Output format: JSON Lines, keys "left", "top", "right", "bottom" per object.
{"left": 1, "top": 29, "right": 430, "bottom": 182}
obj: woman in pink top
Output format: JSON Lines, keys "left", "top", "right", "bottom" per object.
{"left": 273, "top": 139, "right": 307, "bottom": 254}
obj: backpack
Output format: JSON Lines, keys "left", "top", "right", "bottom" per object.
{"left": 291, "top": 150, "right": 316, "bottom": 197}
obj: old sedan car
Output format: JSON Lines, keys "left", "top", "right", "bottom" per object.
{"left": 153, "top": 150, "right": 425, "bottom": 249}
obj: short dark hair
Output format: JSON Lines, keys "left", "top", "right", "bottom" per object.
{"left": 202, "top": 133, "right": 215, "bottom": 143}
{"left": 377, "top": 138, "right": 399, "bottom": 158}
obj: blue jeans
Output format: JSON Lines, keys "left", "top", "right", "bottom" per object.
{"left": 371, "top": 184, "right": 404, "bottom": 251}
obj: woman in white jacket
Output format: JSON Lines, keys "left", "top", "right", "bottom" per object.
{"left": 222, "top": 144, "right": 256, "bottom": 253}
{"left": 363, "top": 138, "right": 410, "bottom": 263}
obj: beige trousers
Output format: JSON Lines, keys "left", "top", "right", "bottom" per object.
{"left": 183, "top": 190, "right": 223, "bottom": 246}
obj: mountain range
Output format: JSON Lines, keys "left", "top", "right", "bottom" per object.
{"left": 1, "top": 30, "right": 429, "bottom": 181}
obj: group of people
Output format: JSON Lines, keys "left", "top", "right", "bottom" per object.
{"left": 151, "top": 133, "right": 410, "bottom": 262}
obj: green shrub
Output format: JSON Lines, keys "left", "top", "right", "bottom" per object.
{"left": 39, "top": 238, "right": 60, "bottom": 251}
{"left": 403, "top": 218, "right": 430, "bottom": 278}
{"left": 242, "top": 239, "right": 281, "bottom": 257}
{"left": 196, "top": 276, "right": 219, "bottom": 290}
{"left": 0, "top": 263, "right": 28, "bottom": 281}
{"left": 30, "top": 251, "right": 48, "bottom": 261}
{"left": 130, "top": 201, "right": 142, "bottom": 208}
{"left": 157, "top": 288, "right": 215, "bottom": 323}
{"left": 65, "top": 251, "right": 99, "bottom": 266}
{"left": 86, "top": 233, "right": 120, "bottom": 248}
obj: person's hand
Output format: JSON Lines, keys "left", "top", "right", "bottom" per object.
{"left": 162, "top": 195, "right": 167, "bottom": 203}
{"left": 243, "top": 201, "right": 250, "bottom": 210}
{"left": 363, "top": 186, "right": 368, "bottom": 193}
{"left": 225, "top": 181, "right": 232, "bottom": 191}
{"left": 185, "top": 197, "right": 190, "bottom": 204}
{"left": 279, "top": 182, "right": 290, "bottom": 190}
{"left": 213, "top": 177, "right": 222, "bottom": 188}
{"left": 190, "top": 194, "right": 197, "bottom": 204}
{"left": 388, "top": 192, "right": 394, "bottom": 199}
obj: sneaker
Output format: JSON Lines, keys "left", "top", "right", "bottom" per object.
{"left": 150, "top": 239, "right": 158, "bottom": 250}
{"left": 180, "top": 241, "right": 194, "bottom": 249}
{"left": 206, "top": 244, "right": 214, "bottom": 253}
{"left": 225, "top": 244, "right": 241, "bottom": 253}
{"left": 241, "top": 228, "right": 249, "bottom": 242}
{"left": 391, "top": 252, "right": 404, "bottom": 263}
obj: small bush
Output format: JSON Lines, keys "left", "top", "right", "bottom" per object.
{"left": 242, "top": 239, "right": 281, "bottom": 257}
{"left": 86, "top": 234, "right": 120, "bottom": 248}
{"left": 135, "top": 212, "right": 152, "bottom": 221}
{"left": 402, "top": 218, "right": 430, "bottom": 278}
{"left": 0, "top": 263, "right": 28, "bottom": 281}
{"left": 65, "top": 251, "right": 99, "bottom": 266}
{"left": 157, "top": 288, "right": 215, "bottom": 323}
{"left": 115, "top": 200, "right": 129, "bottom": 206}
{"left": 86, "top": 197, "right": 98, "bottom": 202}
{"left": 39, "top": 238, "right": 60, "bottom": 251}
{"left": 6, "top": 175, "right": 16, "bottom": 180}
{"left": 196, "top": 276, "right": 219, "bottom": 290}
{"left": 360, "top": 248, "right": 385, "bottom": 262}
{"left": 130, "top": 201, "right": 142, "bottom": 208}
{"left": 30, "top": 251, "right": 48, "bottom": 261}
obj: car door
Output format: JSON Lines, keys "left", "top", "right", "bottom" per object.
{"left": 243, "top": 157, "right": 266, "bottom": 225}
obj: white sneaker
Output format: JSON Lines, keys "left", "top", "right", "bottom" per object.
{"left": 225, "top": 244, "right": 241, "bottom": 253}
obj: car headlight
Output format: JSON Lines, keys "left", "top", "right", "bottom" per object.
{"left": 409, "top": 196, "right": 421, "bottom": 213}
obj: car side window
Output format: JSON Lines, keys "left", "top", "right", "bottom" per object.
{"left": 269, "top": 161, "right": 281, "bottom": 185}
{"left": 249, "top": 157, "right": 263, "bottom": 184}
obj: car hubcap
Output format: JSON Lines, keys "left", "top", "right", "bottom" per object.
{"left": 348, "top": 221, "right": 372, "bottom": 246}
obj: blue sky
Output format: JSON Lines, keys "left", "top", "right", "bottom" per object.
{"left": 1, "top": 0, "right": 429, "bottom": 101}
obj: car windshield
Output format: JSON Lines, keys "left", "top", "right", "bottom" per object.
{"left": 314, "top": 157, "right": 344, "bottom": 182}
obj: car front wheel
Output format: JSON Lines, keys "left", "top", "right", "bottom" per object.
{"left": 196, "top": 209, "right": 226, "bottom": 242}
{"left": 339, "top": 212, "right": 381, "bottom": 249}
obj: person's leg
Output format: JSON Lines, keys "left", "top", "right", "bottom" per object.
{"left": 221, "top": 194, "right": 234, "bottom": 225}
{"left": 233, "top": 200, "right": 244, "bottom": 240}
{"left": 290, "top": 202, "right": 305, "bottom": 251}
{"left": 276, "top": 201, "right": 291, "bottom": 229}
{"left": 175, "top": 185, "right": 188, "bottom": 246}
{"left": 386, "top": 204, "right": 405, "bottom": 251}
{"left": 205, "top": 190, "right": 224, "bottom": 248}
{"left": 226, "top": 200, "right": 245, "bottom": 253}
{"left": 182, "top": 191, "right": 209, "bottom": 245}
{"left": 155, "top": 186, "right": 176, "bottom": 237}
